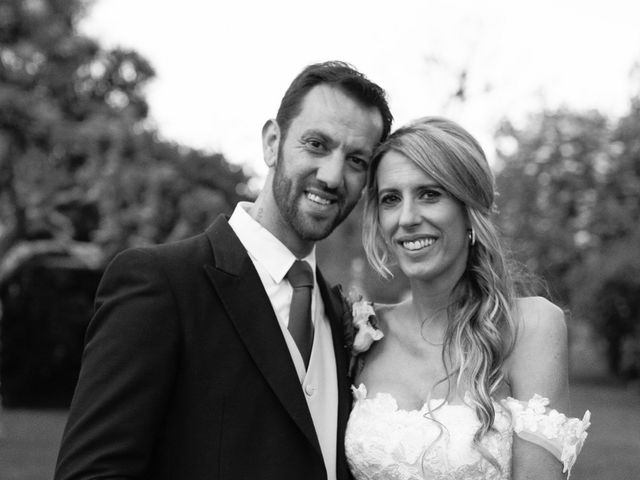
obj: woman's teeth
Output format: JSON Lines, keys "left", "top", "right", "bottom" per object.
{"left": 401, "top": 238, "right": 435, "bottom": 251}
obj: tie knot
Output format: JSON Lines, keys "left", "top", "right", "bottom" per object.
{"left": 287, "top": 260, "right": 314, "bottom": 288}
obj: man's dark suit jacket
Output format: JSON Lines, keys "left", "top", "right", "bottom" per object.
{"left": 54, "top": 216, "right": 353, "bottom": 480}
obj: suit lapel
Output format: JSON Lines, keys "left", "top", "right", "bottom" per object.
{"left": 202, "top": 217, "right": 321, "bottom": 455}
{"left": 317, "top": 272, "right": 351, "bottom": 406}
{"left": 317, "top": 272, "right": 353, "bottom": 480}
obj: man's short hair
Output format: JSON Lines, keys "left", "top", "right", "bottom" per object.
{"left": 276, "top": 61, "right": 393, "bottom": 144}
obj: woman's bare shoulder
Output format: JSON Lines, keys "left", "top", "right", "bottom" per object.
{"left": 506, "top": 297, "right": 568, "bottom": 374}
{"left": 514, "top": 296, "right": 567, "bottom": 338}
{"left": 507, "top": 297, "right": 568, "bottom": 381}
{"left": 506, "top": 297, "right": 570, "bottom": 412}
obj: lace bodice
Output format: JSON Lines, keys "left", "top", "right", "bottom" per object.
{"left": 345, "top": 384, "right": 513, "bottom": 480}
{"left": 345, "top": 384, "right": 590, "bottom": 480}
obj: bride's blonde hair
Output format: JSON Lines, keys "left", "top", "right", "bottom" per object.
{"left": 363, "top": 117, "right": 519, "bottom": 466}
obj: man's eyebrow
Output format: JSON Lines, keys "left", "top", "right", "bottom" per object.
{"left": 300, "top": 129, "right": 330, "bottom": 141}
{"left": 350, "top": 146, "right": 374, "bottom": 157}
{"left": 299, "top": 129, "right": 374, "bottom": 156}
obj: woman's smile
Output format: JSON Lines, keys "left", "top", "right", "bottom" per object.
{"left": 376, "top": 150, "right": 469, "bottom": 284}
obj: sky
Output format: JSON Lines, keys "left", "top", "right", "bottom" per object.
{"left": 80, "top": 0, "right": 640, "bottom": 179}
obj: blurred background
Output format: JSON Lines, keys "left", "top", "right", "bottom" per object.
{"left": 0, "top": 0, "right": 638, "bottom": 478}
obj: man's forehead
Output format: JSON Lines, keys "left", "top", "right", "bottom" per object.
{"left": 299, "top": 84, "right": 364, "bottom": 113}
{"left": 292, "top": 85, "right": 383, "bottom": 138}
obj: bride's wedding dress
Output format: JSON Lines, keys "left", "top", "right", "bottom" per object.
{"left": 345, "top": 384, "right": 590, "bottom": 480}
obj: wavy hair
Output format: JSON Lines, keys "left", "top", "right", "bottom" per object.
{"left": 362, "top": 117, "right": 519, "bottom": 469}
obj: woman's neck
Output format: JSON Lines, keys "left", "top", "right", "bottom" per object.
{"left": 408, "top": 278, "right": 455, "bottom": 319}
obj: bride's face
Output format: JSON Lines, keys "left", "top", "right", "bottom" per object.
{"left": 376, "top": 150, "right": 469, "bottom": 285}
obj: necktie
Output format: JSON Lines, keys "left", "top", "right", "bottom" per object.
{"left": 286, "top": 260, "right": 314, "bottom": 368}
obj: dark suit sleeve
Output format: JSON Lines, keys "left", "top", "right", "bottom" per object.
{"left": 55, "top": 248, "right": 180, "bottom": 479}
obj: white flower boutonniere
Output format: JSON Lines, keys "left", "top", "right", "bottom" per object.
{"left": 336, "top": 286, "right": 384, "bottom": 377}
{"left": 351, "top": 298, "right": 384, "bottom": 354}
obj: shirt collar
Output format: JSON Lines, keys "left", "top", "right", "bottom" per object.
{"left": 229, "top": 202, "right": 316, "bottom": 283}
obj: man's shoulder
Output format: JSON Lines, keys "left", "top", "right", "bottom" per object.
{"left": 116, "top": 232, "right": 208, "bottom": 264}
{"left": 120, "top": 215, "right": 234, "bottom": 262}
{"left": 107, "top": 217, "right": 234, "bottom": 274}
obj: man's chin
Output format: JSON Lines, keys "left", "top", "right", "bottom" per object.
{"left": 294, "top": 216, "right": 339, "bottom": 241}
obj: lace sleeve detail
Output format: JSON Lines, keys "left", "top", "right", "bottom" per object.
{"left": 501, "top": 394, "right": 591, "bottom": 478}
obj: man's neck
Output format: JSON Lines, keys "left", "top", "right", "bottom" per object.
{"left": 247, "top": 199, "right": 314, "bottom": 259}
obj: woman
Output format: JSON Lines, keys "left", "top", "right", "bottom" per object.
{"left": 345, "top": 117, "right": 590, "bottom": 479}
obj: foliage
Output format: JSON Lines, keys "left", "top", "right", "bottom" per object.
{"left": 494, "top": 99, "right": 640, "bottom": 376}
{"left": 570, "top": 228, "right": 640, "bottom": 375}
{"left": 494, "top": 109, "right": 612, "bottom": 299}
{"left": 0, "top": 256, "right": 102, "bottom": 407}
{"left": 0, "top": 0, "right": 252, "bottom": 270}
{"left": 0, "top": 0, "right": 253, "bottom": 406}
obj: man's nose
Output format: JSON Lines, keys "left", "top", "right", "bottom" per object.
{"left": 316, "top": 153, "right": 344, "bottom": 189}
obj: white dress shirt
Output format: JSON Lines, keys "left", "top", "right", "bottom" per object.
{"left": 228, "top": 202, "right": 338, "bottom": 480}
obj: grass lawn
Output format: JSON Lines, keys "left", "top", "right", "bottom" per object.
{"left": 569, "top": 378, "right": 640, "bottom": 480}
{"left": 0, "top": 379, "right": 638, "bottom": 479}
{"left": 0, "top": 409, "right": 67, "bottom": 480}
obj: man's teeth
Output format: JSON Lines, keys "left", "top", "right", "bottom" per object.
{"left": 307, "top": 193, "right": 332, "bottom": 205}
{"left": 401, "top": 238, "right": 435, "bottom": 250}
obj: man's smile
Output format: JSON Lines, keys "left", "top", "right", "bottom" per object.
{"left": 306, "top": 192, "right": 333, "bottom": 205}
{"left": 303, "top": 187, "right": 340, "bottom": 210}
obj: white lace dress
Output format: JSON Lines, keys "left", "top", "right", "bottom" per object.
{"left": 345, "top": 384, "right": 590, "bottom": 480}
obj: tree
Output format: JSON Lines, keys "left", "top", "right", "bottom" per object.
{"left": 570, "top": 95, "right": 640, "bottom": 376}
{"left": 0, "top": 0, "right": 253, "bottom": 406}
{"left": 494, "top": 98, "right": 640, "bottom": 376}
{"left": 494, "top": 109, "right": 612, "bottom": 299}
{"left": 1, "top": 0, "right": 150, "bottom": 254}
{"left": 570, "top": 228, "right": 640, "bottom": 375}
{"left": 0, "top": 0, "right": 252, "bottom": 275}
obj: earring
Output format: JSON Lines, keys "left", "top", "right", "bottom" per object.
{"left": 468, "top": 228, "right": 476, "bottom": 246}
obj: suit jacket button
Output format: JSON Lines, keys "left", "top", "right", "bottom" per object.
{"left": 305, "top": 384, "right": 315, "bottom": 396}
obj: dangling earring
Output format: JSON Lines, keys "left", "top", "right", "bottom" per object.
{"left": 468, "top": 228, "right": 476, "bottom": 247}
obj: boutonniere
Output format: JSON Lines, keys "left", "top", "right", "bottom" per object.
{"left": 336, "top": 285, "right": 384, "bottom": 377}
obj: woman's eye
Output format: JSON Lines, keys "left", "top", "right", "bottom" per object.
{"left": 379, "top": 193, "right": 399, "bottom": 205}
{"left": 421, "top": 189, "right": 442, "bottom": 200}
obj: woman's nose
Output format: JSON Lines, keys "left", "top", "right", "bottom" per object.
{"left": 398, "top": 199, "right": 420, "bottom": 227}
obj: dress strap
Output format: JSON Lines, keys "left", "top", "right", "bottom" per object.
{"left": 501, "top": 394, "right": 591, "bottom": 478}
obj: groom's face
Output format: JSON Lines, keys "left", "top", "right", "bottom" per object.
{"left": 271, "top": 84, "right": 383, "bottom": 243}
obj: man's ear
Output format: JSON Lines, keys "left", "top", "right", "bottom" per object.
{"left": 262, "top": 119, "right": 280, "bottom": 168}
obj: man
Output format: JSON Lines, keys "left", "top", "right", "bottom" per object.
{"left": 55, "top": 61, "right": 392, "bottom": 480}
